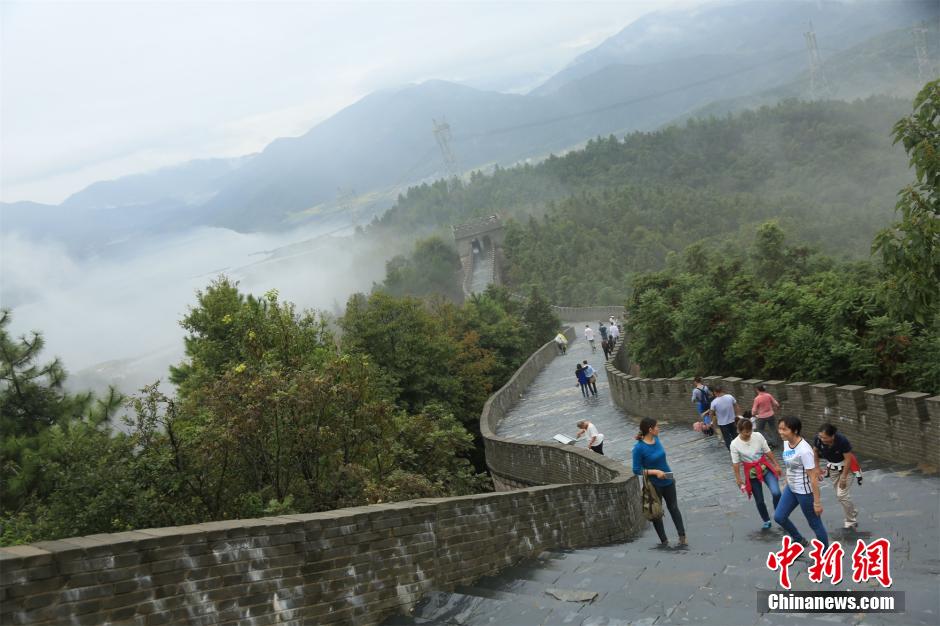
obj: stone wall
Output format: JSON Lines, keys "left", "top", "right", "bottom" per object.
{"left": 605, "top": 339, "right": 940, "bottom": 470}
{"left": 0, "top": 312, "right": 643, "bottom": 626}
{"left": 551, "top": 305, "right": 626, "bottom": 323}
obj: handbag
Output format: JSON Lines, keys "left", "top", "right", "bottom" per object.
{"left": 642, "top": 477, "right": 663, "bottom": 521}
{"left": 589, "top": 374, "right": 597, "bottom": 384}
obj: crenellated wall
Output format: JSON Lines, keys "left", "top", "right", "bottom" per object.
{"left": 605, "top": 339, "right": 940, "bottom": 470}
{"left": 0, "top": 310, "right": 643, "bottom": 626}
{"left": 551, "top": 305, "right": 625, "bottom": 323}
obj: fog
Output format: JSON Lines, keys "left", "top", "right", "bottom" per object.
{"left": 1, "top": 220, "right": 387, "bottom": 396}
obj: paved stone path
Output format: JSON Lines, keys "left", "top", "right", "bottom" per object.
{"left": 388, "top": 334, "right": 940, "bottom": 626}
{"left": 469, "top": 251, "right": 494, "bottom": 294}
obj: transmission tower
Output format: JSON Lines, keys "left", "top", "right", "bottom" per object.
{"left": 432, "top": 118, "right": 459, "bottom": 176}
{"left": 803, "top": 22, "right": 832, "bottom": 100}
{"left": 913, "top": 21, "right": 933, "bottom": 83}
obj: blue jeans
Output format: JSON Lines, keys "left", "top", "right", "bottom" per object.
{"left": 749, "top": 471, "right": 781, "bottom": 523}
{"left": 774, "top": 486, "right": 828, "bottom": 547}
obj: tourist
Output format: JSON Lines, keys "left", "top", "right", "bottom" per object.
{"left": 633, "top": 418, "right": 687, "bottom": 547}
{"left": 608, "top": 321, "right": 620, "bottom": 348}
{"left": 581, "top": 360, "right": 598, "bottom": 396}
{"left": 691, "top": 377, "right": 712, "bottom": 420}
{"left": 710, "top": 386, "right": 739, "bottom": 450}
{"left": 730, "top": 418, "right": 782, "bottom": 530}
{"left": 554, "top": 331, "right": 568, "bottom": 355}
{"left": 601, "top": 337, "right": 611, "bottom": 361}
{"left": 598, "top": 321, "right": 609, "bottom": 345}
{"left": 584, "top": 324, "right": 596, "bottom": 353}
{"left": 774, "top": 416, "right": 828, "bottom": 548}
{"left": 813, "top": 423, "right": 859, "bottom": 530}
{"left": 575, "top": 363, "right": 589, "bottom": 398}
{"left": 576, "top": 420, "right": 605, "bottom": 455}
{"left": 751, "top": 384, "right": 781, "bottom": 449}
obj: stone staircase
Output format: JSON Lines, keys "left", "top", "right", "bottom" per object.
{"left": 385, "top": 549, "right": 655, "bottom": 626}
{"left": 383, "top": 333, "right": 940, "bottom": 626}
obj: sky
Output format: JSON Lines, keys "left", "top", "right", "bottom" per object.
{"left": 1, "top": 0, "right": 696, "bottom": 205}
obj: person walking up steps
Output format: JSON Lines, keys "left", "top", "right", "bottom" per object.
{"left": 751, "top": 384, "right": 781, "bottom": 449}
{"left": 575, "top": 363, "right": 589, "bottom": 398}
{"left": 813, "top": 423, "right": 859, "bottom": 530}
{"left": 774, "top": 416, "right": 828, "bottom": 548}
{"left": 601, "top": 337, "right": 611, "bottom": 361}
{"left": 582, "top": 360, "right": 598, "bottom": 396}
{"left": 633, "top": 418, "right": 687, "bottom": 547}
{"left": 554, "top": 331, "right": 568, "bottom": 355}
{"left": 710, "top": 386, "right": 739, "bottom": 450}
{"left": 576, "top": 420, "right": 605, "bottom": 455}
{"left": 730, "top": 418, "right": 782, "bottom": 530}
{"left": 608, "top": 321, "right": 620, "bottom": 348}
{"left": 584, "top": 324, "right": 596, "bottom": 353}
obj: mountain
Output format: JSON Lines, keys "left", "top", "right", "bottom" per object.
{"left": 198, "top": 81, "right": 584, "bottom": 231}
{"left": 687, "top": 21, "right": 940, "bottom": 119}
{"left": 9, "top": 0, "right": 937, "bottom": 238}
{"left": 62, "top": 156, "right": 253, "bottom": 210}
{"left": 532, "top": 0, "right": 937, "bottom": 95}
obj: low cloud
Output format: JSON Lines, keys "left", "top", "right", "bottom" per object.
{"left": 1, "top": 222, "right": 386, "bottom": 396}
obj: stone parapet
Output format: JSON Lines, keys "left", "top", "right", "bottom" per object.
{"left": 1, "top": 313, "right": 643, "bottom": 626}
{"left": 605, "top": 341, "right": 938, "bottom": 469}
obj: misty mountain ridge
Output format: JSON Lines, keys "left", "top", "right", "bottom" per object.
{"left": 533, "top": 0, "right": 936, "bottom": 94}
{"left": 687, "top": 21, "right": 940, "bottom": 119}
{"left": 62, "top": 155, "right": 254, "bottom": 210}
{"left": 4, "top": 0, "right": 936, "bottom": 241}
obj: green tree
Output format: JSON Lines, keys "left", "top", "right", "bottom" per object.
{"left": 873, "top": 80, "right": 940, "bottom": 324}
{"left": 0, "top": 310, "right": 122, "bottom": 517}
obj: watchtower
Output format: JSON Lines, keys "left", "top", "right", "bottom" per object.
{"left": 452, "top": 215, "right": 505, "bottom": 295}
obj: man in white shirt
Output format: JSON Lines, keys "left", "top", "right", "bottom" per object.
{"left": 576, "top": 420, "right": 605, "bottom": 455}
{"left": 709, "top": 386, "right": 739, "bottom": 450}
{"left": 608, "top": 322, "right": 620, "bottom": 346}
{"left": 584, "top": 325, "right": 596, "bottom": 352}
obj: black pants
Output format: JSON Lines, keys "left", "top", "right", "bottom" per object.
{"left": 587, "top": 379, "right": 597, "bottom": 395}
{"left": 590, "top": 442, "right": 604, "bottom": 455}
{"left": 579, "top": 382, "right": 589, "bottom": 397}
{"left": 651, "top": 483, "right": 685, "bottom": 542}
{"left": 719, "top": 422, "right": 736, "bottom": 450}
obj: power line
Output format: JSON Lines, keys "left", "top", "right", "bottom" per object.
{"left": 804, "top": 22, "right": 833, "bottom": 100}
{"left": 432, "top": 118, "right": 459, "bottom": 176}
{"left": 451, "top": 49, "right": 807, "bottom": 142}
{"left": 913, "top": 21, "right": 933, "bottom": 83}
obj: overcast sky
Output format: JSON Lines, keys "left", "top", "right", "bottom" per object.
{"left": 1, "top": 0, "right": 702, "bottom": 205}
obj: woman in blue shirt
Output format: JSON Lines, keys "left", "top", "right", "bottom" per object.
{"left": 633, "top": 417, "right": 687, "bottom": 547}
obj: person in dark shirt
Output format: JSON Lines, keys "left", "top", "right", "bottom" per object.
{"left": 813, "top": 423, "right": 859, "bottom": 530}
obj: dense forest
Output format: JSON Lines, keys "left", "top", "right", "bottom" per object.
{"left": 369, "top": 97, "right": 911, "bottom": 265}
{"left": 625, "top": 82, "right": 939, "bottom": 392}
{"left": 370, "top": 89, "right": 937, "bottom": 392}
{"left": 0, "top": 283, "right": 559, "bottom": 545}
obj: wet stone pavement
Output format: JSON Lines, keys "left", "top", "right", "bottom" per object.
{"left": 387, "top": 334, "right": 940, "bottom": 626}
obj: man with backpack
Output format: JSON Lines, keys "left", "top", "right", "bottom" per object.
{"left": 692, "top": 377, "right": 713, "bottom": 434}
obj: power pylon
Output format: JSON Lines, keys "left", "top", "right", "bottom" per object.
{"left": 804, "top": 22, "right": 832, "bottom": 100}
{"left": 913, "top": 21, "right": 933, "bottom": 83}
{"left": 432, "top": 118, "right": 459, "bottom": 176}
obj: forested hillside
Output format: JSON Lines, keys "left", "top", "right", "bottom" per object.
{"left": 0, "top": 282, "right": 559, "bottom": 545}
{"left": 371, "top": 97, "right": 911, "bottom": 303}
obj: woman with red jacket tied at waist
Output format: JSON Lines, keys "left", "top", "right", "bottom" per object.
{"left": 730, "top": 418, "right": 783, "bottom": 530}
{"left": 751, "top": 384, "right": 781, "bottom": 449}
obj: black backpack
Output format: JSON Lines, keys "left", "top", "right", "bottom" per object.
{"left": 698, "top": 385, "right": 713, "bottom": 407}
